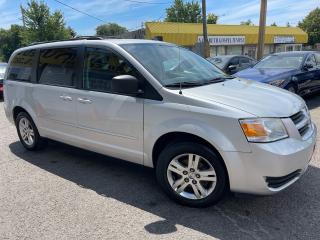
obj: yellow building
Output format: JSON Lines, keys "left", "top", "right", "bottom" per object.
{"left": 145, "top": 22, "right": 308, "bottom": 58}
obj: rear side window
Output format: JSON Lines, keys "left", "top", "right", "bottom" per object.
{"left": 7, "top": 49, "right": 35, "bottom": 81}
{"left": 84, "top": 47, "right": 138, "bottom": 92}
{"left": 38, "top": 48, "right": 77, "bottom": 87}
{"left": 240, "top": 57, "right": 250, "bottom": 64}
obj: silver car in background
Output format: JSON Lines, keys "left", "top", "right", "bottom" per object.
{"left": 3, "top": 39, "right": 317, "bottom": 207}
{"left": 207, "top": 55, "right": 257, "bottom": 75}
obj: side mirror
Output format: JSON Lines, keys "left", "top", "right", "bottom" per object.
{"left": 228, "top": 65, "right": 237, "bottom": 71}
{"left": 303, "top": 63, "right": 313, "bottom": 70}
{"left": 111, "top": 75, "right": 141, "bottom": 95}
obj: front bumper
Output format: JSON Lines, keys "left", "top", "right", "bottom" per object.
{"left": 221, "top": 123, "right": 317, "bottom": 195}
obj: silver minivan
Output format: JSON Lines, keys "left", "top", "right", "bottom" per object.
{"left": 3, "top": 38, "right": 317, "bottom": 207}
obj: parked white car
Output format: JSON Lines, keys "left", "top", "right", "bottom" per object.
{"left": 3, "top": 38, "right": 317, "bottom": 207}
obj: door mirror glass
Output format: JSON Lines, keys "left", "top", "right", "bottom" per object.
{"left": 112, "top": 75, "right": 140, "bottom": 95}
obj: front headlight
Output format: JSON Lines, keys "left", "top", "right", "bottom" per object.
{"left": 239, "top": 118, "right": 288, "bottom": 142}
{"left": 269, "top": 79, "right": 286, "bottom": 86}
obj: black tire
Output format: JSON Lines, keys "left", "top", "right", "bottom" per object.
{"left": 156, "top": 142, "right": 228, "bottom": 207}
{"left": 15, "top": 111, "right": 47, "bottom": 151}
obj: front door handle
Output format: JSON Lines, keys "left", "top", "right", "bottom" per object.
{"left": 78, "top": 98, "right": 92, "bottom": 104}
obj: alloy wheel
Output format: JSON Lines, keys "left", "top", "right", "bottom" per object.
{"left": 18, "top": 117, "right": 35, "bottom": 146}
{"left": 167, "top": 153, "right": 217, "bottom": 200}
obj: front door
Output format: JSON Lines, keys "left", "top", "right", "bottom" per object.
{"left": 75, "top": 47, "right": 144, "bottom": 164}
{"left": 298, "top": 54, "right": 318, "bottom": 94}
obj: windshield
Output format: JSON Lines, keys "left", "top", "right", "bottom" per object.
{"left": 254, "top": 55, "right": 304, "bottom": 69}
{"left": 208, "top": 56, "right": 230, "bottom": 69}
{"left": 121, "top": 44, "right": 228, "bottom": 87}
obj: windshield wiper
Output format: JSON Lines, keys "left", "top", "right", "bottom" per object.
{"left": 203, "top": 76, "right": 235, "bottom": 85}
{"left": 164, "top": 81, "right": 204, "bottom": 88}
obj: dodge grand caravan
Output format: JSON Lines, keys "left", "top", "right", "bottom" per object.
{"left": 3, "top": 38, "right": 317, "bottom": 207}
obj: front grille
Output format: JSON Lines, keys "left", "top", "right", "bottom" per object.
{"left": 266, "top": 170, "right": 301, "bottom": 188}
{"left": 291, "top": 111, "right": 305, "bottom": 125}
{"left": 290, "top": 109, "right": 312, "bottom": 139}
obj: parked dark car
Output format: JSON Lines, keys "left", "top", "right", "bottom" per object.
{"left": 0, "top": 62, "right": 7, "bottom": 97}
{"left": 235, "top": 51, "right": 320, "bottom": 95}
{"left": 207, "top": 55, "right": 257, "bottom": 74}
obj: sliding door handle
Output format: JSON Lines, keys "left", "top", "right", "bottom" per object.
{"left": 59, "top": 95, "right": 73, "bottom": 101}
{"left": 77, "top": 98, "right": 92, "bottom": 104}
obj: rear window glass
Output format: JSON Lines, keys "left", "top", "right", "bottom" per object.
{"left": 7, "top": 50, "right": 35, "bottom": 81}
{"left": 38, "top": 48, "right": 77, "bottom": 87}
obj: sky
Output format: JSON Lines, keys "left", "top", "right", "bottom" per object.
{"left": 0, "top": 0, "right": 318, "bottom": 35}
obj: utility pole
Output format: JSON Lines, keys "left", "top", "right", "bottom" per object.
{"left": 202, "top": 0, "right": 210, "bottom": 58}
{"left": 257, "top": 0, "right": 267, "bottom": 60}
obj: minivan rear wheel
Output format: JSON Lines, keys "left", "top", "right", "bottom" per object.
{"left": 15, "top": 112, "right": 47, "bottom": 151}
{"left": 156, "top": 142, "right": 228, "bottom": 207}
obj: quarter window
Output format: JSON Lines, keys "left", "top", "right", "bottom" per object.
{"left": 84, "top": 48, "right": 138, "bottom": 92}
{"left": 38, "top": 48, "right": 77, "bottom": 87}
{"left": 7, "top": 49, "right": 35, "bottom": 81}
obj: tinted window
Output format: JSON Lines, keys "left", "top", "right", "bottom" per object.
{"left": 84, "top": 48, "right": 138, "bottom": 92}
{"left": 208, "top": 56, "right": 231, "bottom": 69}
{"left": 7, "top": 50, "right": 35, "bottom": 81}
{"left": 240, "top": 57, "right": 250, "bottom": 64}
{"left": 229, "top": 57, "right": 239, "bottom": 65}
{"left": 38, "top": 48, "right": 77, "bottom": 87}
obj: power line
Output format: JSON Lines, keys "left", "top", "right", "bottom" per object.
{"left": 51, "top": 0, "right": 105, "bottom": 22}
{"left": 122, "top": 0, "right": 171, "bottom": 4}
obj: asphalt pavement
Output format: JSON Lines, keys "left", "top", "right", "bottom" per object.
{"left": 0, "top": 95, "right": 320, "bottom": 240}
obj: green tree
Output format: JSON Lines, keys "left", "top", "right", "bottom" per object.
{"left": 0, "top": 25, "right": 24, "bottom": 62}
{"left": 240, "top": 19, "right": 254, "bottom": 26}
{"left": 298, "top": 7, "right": 320, "bottom": 46}
{"left": 96, "top": 23, "right": 127, "bottom": 37}
{"left": 286, "top": 22, "right": 291, "bottom": 27}
{"left": 165, "top": 0, "right": 202, "bottom": 23}
{"left": 207, "top": 13, "right": 218, "bottom": 24}
{"left": 270, "top": 22, "right": 277, "bottom": 26}
{"left": 20, "top": 0, "right": 74, "bottom": 43}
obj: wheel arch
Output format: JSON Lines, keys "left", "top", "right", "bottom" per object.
{"left": 12, "top": 105, "right": 39, "bottom": 129}
{"left": 152, "top": 131, "right": 230, "bottom": 187}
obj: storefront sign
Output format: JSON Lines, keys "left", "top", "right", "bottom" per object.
{"left": 274, "top": 36, "right": 295, "bottom": 44}
{"left": 198, "top": 36, "right": 246, "bottom": 45}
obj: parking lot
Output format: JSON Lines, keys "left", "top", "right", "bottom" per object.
{"left": 0, "top": 95, "right": 319, "bottom": 240}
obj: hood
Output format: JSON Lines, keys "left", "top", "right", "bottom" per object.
{"left": 183, "top": 79, "right": 305, "bottom": 117}
{"left": 234, "top": 67, "right": 299, "bottom": 83}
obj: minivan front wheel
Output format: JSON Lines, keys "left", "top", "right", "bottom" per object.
{"left": 16, "top": 112, "right": 46, "bottom": 150}
{"left": 156, "top": 142, "right": 228, "bottom": 207}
